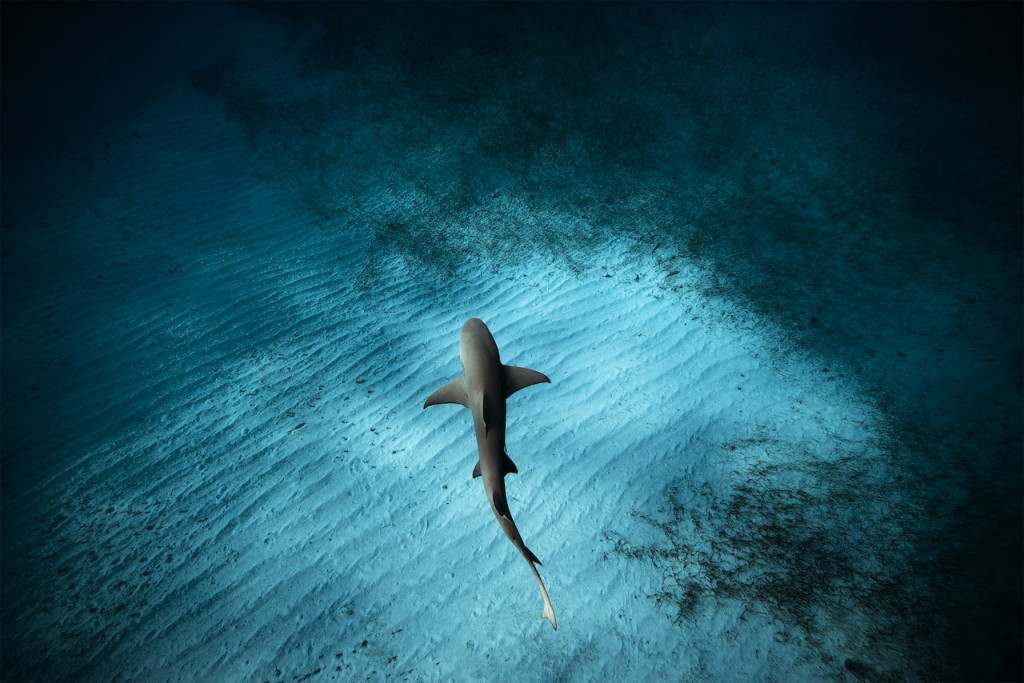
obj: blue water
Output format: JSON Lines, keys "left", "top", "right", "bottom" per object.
{"left": 2, "top": 2, "right": 1021, "bottom": 681}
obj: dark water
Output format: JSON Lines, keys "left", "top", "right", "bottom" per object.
{"left": 2, "top": 2, "right": 1021, "bottom": 680}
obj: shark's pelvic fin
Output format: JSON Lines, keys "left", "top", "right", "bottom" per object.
{"left": 424, "top": 376, "right": 469, "bottom": 409}
{"left": 504, "top": 366, "right": 550, "bottom": 398}
{"left": 471, "top": 453, "right": 517, "bottom": 479}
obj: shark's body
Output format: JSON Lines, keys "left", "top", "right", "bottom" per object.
{"left": 423, "top": 318, "right": 556, "bottom": 630}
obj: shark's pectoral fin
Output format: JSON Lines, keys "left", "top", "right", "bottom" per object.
{"left": 501, "top": 451, "right": 518, "bottom": 476}
{"left": 472, "top": 461, "right": 482, "bottom": 479}
{"left": 424, "top": 375, "right": 469, "bottom": 409}
{"left": 503, "top": 366, "right": 550, "bottom": 398}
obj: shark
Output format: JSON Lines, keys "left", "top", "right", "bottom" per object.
{"left": 423, "top": 318, "right": 556, "bottom": 630}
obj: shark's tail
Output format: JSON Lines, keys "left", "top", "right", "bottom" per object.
{"left": 498, "top": 510, "right": 556, "bottom": 630}
{"left": 522, "top": 547, "right": 557, "bottom": 630}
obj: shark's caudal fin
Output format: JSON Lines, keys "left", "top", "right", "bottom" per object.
{"left": 423, "top": 375, "right": 468, "bottom": 409}
{"left": 542, "top": 599, "right": 557, "bottom": 631}
{"left": 523, "top": 550, "right": 556, "bottom": 631}
{"left": 503, "top": 366, "right": 550, "bottom": 398}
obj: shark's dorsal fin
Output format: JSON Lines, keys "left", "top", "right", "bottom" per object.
{"left": 501, "top": 451, "right": 518, "bottom": 476}
{"left": 481, "top": 393, "right": 490, "bottom": 435}
{"left": 472, "top": 460, "right": 482, "bottom": 478}
{"left": 423, "top": 375, "right": 469, "bottom": 409}
{"left": 504, "top": 366, "right": 550, "bottom": 398}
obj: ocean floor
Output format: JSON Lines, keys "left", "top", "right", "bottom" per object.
{"left": 2, "top": 3, "right": 1021, "bottom": 681}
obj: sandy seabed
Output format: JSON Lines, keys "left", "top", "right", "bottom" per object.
{"left": 2, "top": 3, "right": 1020, "bottom": 682}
